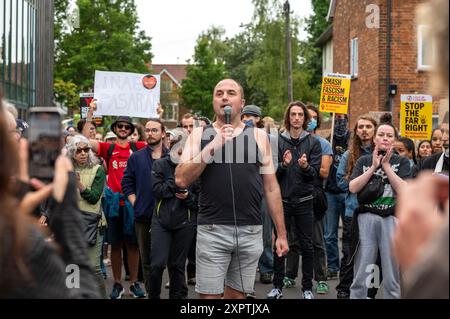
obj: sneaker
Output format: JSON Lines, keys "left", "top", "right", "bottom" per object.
{"left": 110, "top": 283, "right": 125, "bottom": 299}
{"left": 267, "top": 287, "right": 283, "bottom": 299}
{"left": 282, "top": 277, "right": 296, "bottom": 289}
{"left": 165, "top": 281, "right": 170, "bottom": 289}
{"left": 260, "top": 273, "right": 273, "bottom": 284}
{"left": 337, "top": 290, "right": 350, "bottom": 299}
{"left": 316, "top": 281, "right": 329, "bottom": 295}
{"left": 246, "top": 292, "right": 256, "bottom": 299}
{"left": 303, "top": 290, "right": 315, "bottom": 299}
{"left": 187, "top": 277, "right": 196, "bottom": 285}
{"left": 129, "top": 283, "right": 146, "bottom": 298}
{"left": 327, "top": 270, "right": 338, "bottom": 280}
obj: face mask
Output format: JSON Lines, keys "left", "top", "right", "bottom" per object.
{"left": 307, "top": 119, "right": 317, "bottom": 132}
{"left": 244, "top": 120, "right": 255, "bottom": 128}
{"left": 335, "top": 118, "right": 349, "bottom": 137}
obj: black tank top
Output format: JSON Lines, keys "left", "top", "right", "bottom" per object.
{"left": 198, "top": 125, "right": 263, "bottom": 225}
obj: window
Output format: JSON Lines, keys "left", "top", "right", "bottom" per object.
{"left": 163, "top": 103, "right": 179, "bottom": 121}
{"left": 350, "top": 38, "right": 359, "bottom": 78}
{"left": 322, "top": 39, "right": 333, "bottom": 75}
{"left": 161, "top": 79, "right": 173, "bottom": 93}
{"left": 418, "top": 25, "right": 434, "bottom": 70}
{"left": 432, "top": 114, "right": 440, "bottom": 130}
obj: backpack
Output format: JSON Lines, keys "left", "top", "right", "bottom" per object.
{"left": 105, "top": 142, "right": 138, "bottom": 171}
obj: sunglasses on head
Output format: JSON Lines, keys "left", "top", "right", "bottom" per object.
{"left": 76, "top": 147, "right": 91, "bottom": 154}
{"left": 117, "top": 123, "right": 132, "bottom": 130}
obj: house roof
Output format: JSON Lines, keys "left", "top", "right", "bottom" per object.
{"left": 150, "top": 64, "right": 188, "bottom": 86}
{"left": 327, "top": 0, "right": 337, "bottom": 22}
{"left": 315, "top": 24, "right": 333, "bottom": 47}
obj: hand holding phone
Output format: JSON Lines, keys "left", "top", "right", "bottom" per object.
{"left": 26, "top": 107, "right": 62, "bottom": 183}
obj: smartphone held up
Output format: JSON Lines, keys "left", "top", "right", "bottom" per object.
{"left": 25, "top": 107, "right": 63, "bottom": 183}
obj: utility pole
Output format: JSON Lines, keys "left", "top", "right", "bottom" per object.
{"left": 284, "top": 0, "right": 293, "bottom": 103}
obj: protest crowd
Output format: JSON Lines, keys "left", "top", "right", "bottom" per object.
{"left": 0, "top": 0, "right": 448, "bottom": 301}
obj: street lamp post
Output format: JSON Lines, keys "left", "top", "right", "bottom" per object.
{"left": 284, "top": 0, "right": 293, "bottom": 103}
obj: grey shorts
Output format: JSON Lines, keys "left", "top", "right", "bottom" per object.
{"left": 195, "top": 224, "right": 263, "bottom": 295}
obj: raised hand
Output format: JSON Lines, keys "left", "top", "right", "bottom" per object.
{"left": 282, "top": 150, "right": 293, "bottom": 167}
{"left": 298, "top": 154, "right": 309, "bottom": 169}
{"left": 372, "top": 146, "right": 383, "bottom": 169}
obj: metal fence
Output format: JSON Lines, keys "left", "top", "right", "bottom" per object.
{"left": 0, "top": 0, "right": 54, "bottom": 117}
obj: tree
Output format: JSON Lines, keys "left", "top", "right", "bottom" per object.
{"left": 246, "top": 0, "right": 318, "bottom": 119}
{"left": 55, "top": 0, "right": 152, "bottom": 91}
{"left": 300, "top": 0, "right": 331, "bottom": 89}
{"left": 54, "top": 0, "right": 70, "bottom": 47}
{"left": 54, "top": 79, "right": 79, "bottom": 113}
{"left": 180, "top": 28, "right": 227, "bottom": 119}
{"left": 222, "top": 28, "right": 269, "bottom": 110}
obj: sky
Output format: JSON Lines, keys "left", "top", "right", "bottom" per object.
{"left": 135, "top": 0, "right": 313, "bottom": 65}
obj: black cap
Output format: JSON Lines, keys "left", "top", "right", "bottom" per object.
{"left": 241, "top": 105, "right": 262, "bottom": 118}
{"left": 111, "top": 116, "right": 135, "bottom": 136}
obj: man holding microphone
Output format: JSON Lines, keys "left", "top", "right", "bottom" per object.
{"left": 175, "top": 79, "right": 289, "bottom": 299}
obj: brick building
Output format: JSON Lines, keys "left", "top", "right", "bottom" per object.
{"left": 316, "top": 0, "right": 448, "bottom": 129}
{"left": 148, "top": 64, "right": 189, "bottom": 129}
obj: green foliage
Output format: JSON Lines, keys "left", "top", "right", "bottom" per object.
{"left": 300, "top": 0, "right": 331, "bottom": 88}
{"left": 55, "top": 0, "right": 152, "bottom": 91}
{"left": 54, "top": 79, "right": 79, "bottom": 112}
{"left": 223, "top": 28, "right": 268, "bottom": 110}
{"left": 54, "top": 0, "right": 70, "bottom": 46}
{"left": 246, "top": 0, "right": 319, "bottom": 119}
{"left": 180, "top": 0, "right": 328, "bottom": 122}
{"left": 180, "top": 28, "right": 227, "bottom": 119}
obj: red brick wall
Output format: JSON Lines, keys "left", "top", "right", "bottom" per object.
{"left": 389, "top": 0, "right": 443, "bottom": 125}
{"left": 332, "top": 0, "right": 444, "bottom": 129}
{"left": 333, "top": 0, "right": 383, "bottom": 128}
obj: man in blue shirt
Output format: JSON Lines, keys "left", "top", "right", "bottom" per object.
{"left": 122, "top": 119, "right": 169, "bottom": 297}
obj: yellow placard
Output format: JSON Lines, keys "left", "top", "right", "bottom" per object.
{"left": 319, "top": 74, "right": 351, "bottom": 114}
{"left": 400, "top": 95, "right": 433, "bottom": 140}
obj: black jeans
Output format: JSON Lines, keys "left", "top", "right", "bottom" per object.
{"left": 336, "top": 216, "right": 353, "bottom": 293}
{"left": 273, "top": 201, "right": 314, "bottom": 292}
{"left": 186, "top": 227, "right": 197, "bottom": 279}
{"left": 149, "top": 217, "right": 195, "bottom": 299}
{"left": 312, "top": 216, "right": 327, "bottom": 282}
{"left": 135, "top": 221, "right": 151, "bottom": 294}
{"left": 285, "top": 215, "right": 300, "bottom": 279}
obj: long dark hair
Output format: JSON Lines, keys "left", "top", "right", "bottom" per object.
{"left": 283, "top": 101, "right": 310, "bottom": 132}
{"left": 0, "top": 93, "right": 28, "bottom": 295}
{"left": 397, "top": 137, "right": 417, "bottom": 164}
{"left": 345, "top": 114, "right": 378, "bottom": 181}
{"left": 417, "top": 140, "right": 432, "bottom": 160}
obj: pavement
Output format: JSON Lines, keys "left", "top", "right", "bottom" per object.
{"left": 104, "top": 261, "right": 340, "bottom": 300}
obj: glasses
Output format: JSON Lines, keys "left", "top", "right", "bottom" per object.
{"left": 117, "top": 123, "right": 132, "bottom": 130}
{"left": 145, "top": 128, "right": 160, "bottom": 134}
{"left": 76, "top": 147, "right": 91, "bottom": 154}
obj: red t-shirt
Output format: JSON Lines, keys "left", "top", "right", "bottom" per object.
{"left": 98, "top": 141, "right": 147, "bottom": 194}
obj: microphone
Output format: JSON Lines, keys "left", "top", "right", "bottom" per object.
{"left": 224, "top": 105, "right": 232, "bottom": 125}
